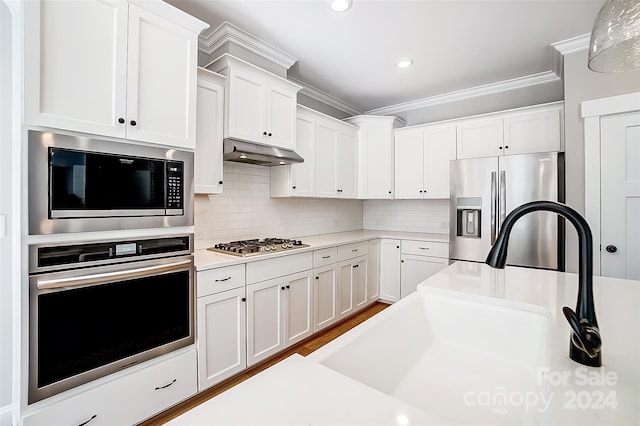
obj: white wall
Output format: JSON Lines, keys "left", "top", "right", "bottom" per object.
{"left": 194, "top": 162, "right": 363, "bottom": 249}
{"left": 562, "top": 49, "right": 640, "bottom": 272}
{"left": 363, "top": 199, "right": 449, "bottom": 234}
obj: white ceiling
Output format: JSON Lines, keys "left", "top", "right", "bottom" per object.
{"left": 167, "top": 0, "right": 605, "bottom": 114}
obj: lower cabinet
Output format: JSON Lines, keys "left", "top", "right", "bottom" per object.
{"left": 196, "top": 287, "right": 246, "bottom": 391}
{"left": 246, "top": 270, "right": 313, "bottom": 366}
{"left": 313, "top": 263, "right": 339, "bottom": 332}
{"left": 337, "top": 255, "right": 368, "bottom": 319}
{"left": 23, "top": 349, "right": 197, "bottom": 426}
{"left": 400, "top": 254, "right": 449, "bottom": 298}
{"left": 379, "top": 239, "right": 401, "bottom": 303}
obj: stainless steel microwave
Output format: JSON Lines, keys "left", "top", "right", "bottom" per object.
{"left": 28, "top": 130, "right": 194, "bottom": 234}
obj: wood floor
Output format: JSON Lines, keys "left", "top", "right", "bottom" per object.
{"left": 140, "top": 302, "right": 389, "bottom": 425}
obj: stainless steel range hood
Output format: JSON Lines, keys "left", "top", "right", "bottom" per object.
{"left": 223, "top": 139, "right": 304, "bottom": 166}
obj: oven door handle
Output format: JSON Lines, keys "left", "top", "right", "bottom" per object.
{"left": 36, "top": 259, "right": 192, "bottom": 290}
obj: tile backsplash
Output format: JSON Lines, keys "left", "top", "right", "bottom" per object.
{"left": 363, "top": 199, "right": 450, "bottom": 234}
{"left": 194, "top": 163, "right": 450, "bottom": 250}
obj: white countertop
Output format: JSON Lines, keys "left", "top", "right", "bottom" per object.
{"left": 194, "top": 229, "right": 448, "bottom": 271}
{"left": 170, "top": 261, "right": 640, "bottom": 425}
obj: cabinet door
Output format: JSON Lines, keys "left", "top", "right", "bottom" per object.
{"left": 196, "top": 287, "right": 246, "bottom": 391}
{"left": 283, "top": 271, "right": 314, "bottom": 347}
{"left": 290, "top": 113, "right": 316, "bottom": 196}
{"left": 423, "top": 124, "right": 456, "bottom": 199}
{"left": 503, "top": 108, "right": 561, "bottom": 155}
{"left": 456, "top": 117, "right": 503, "bottom": 159}
{"left": 226, "top": 67, "right": 268, "bottom": 145}
{"left": 23, "top": 0, "right": 128, "bottom": 138}
{"left": 195, "top": 70, "right": 224, "bottom": 194}
{"left": 394, "top": 128, "right": 424, "bottom": 199}
{"left": 353, "top": 257, "right": 368, "bottom": 310}
{"left": 400, "top": 254, "right": 448, "bottom": 299}
{"left": 336, "top": 130, "right": 358, "bottom": 198}
{"left": 379, "top": 239, "right": 401, "bottom": 303}
{"left": 126, "top": 4, "right": 198, "bottom": 148}
{"left": 314, "top": 264, "right": 339, "bottom": 332}
{"left": 367, "top": 240, "right": 380, "bottom": 302}
{"left": 361, "top": 123, "right": 394, "bottom": 199}
{"left": 246, "top": 278, "right": 284, "bottom": 366}
{"left": 315, "top": 121, "right": 338, "bottom": 197}
{"left": 266, "top": 83, "right": 297, "bottom": 150}
{"left": 337, "top": 260, "right": 355, "bottom": 318}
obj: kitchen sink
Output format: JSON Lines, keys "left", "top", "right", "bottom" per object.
{"left": 307, "top": 288, "right": 552, "bottom": 425}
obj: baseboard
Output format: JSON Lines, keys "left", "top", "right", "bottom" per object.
{"left": 0, "top": 404, "right": 12, "bottom": 426}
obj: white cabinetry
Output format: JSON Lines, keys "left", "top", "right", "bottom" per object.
{"left": 195, "top": 68, "right": 225, "bottom": 194}
{"left": 394, "top": 123, "right": 456, "bottom": 199}
{"left": 378, "top": 239, "right": 401, "bottom": 303}
{"left": 313, "top": 247, "right": 339, "bottom": 332}
{"left": 246, "top": 253, "right": 313, "bottom": 366}
{"left": 208, "top": 54, "right": 301, "bottom": 150}
{"left": 23, "top": 0, "right": 207, "bottom": 149}
{"left": 344, "top": 115, "right": 404, "bottom": 199}
{"left": 336, "top": 242, "right": 370, "bottom": 319}
{"left": 367, "top": 239, "right": 380, "bottom": 303}
{"left": 400, "top": 240, "right": 449, "bottom": 298}
{"left": 23, "top": 349, "right": 197, "bottom": 426}
{"left": 456, "top": 103, "right": 563, "bottom": 159}
{"left": 196, "top": 264, "right": 246, "bottom": 391}
{"left": 315, "top": 118, "right": 358, "bottom": 198}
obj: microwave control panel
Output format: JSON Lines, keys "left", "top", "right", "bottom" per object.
{"left": 166, "top": 161, "right": 183, "bottom": 210}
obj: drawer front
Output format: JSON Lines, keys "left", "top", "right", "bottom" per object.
{"left": 314, "top": 247, "right": 338, "bottom": 267}
{"left": 337, "top": 242, "right": 369, "bottom": 262}
{"left": 246, "top": 251, "right": 313, "bottom": 284}
{"left": 197, "top": 264, "right": 246, "bottom": 297}
{"left": 401, "top": 240, "right": 449, "bottom": 258}
{"left": 23, "top": 350, "right": 197, "bottom": 426}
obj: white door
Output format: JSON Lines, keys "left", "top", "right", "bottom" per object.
{"left": 196, "top": 287, "right": 246, "bottom": 391}
{"left": 379, "top": 239, "right": 401, "bottom": 303}
{"left": 126, "top": 4, "right": 197, "bottom": 148}
{"left": 336, "top": 130, "right": 358, "bottom": 198}
{"left": 394, "top": 128, "right": 424, "bottom": 199}
{"left": 283, "top": 271, "right": 314, "bottom": 347}
{"left": 315, "top": 121, "right": 338, "bottom": 197}
{"left": 227, "top": 67, "right": 267, "bottom": 145}
{"left": 400, "top": 254, "right": 448, "bottom": 298}
{"left": 313, "top": 264, "right": 338, "bottom": 332}
{"left": 194, "top": 70, "right": 224, "bottom": 194}
{"left": 266, "top": 84, "right": 297, "bottom": 150}
{"left": 337, "top": 260, "right": 355, "bottom": 318}
{"left": 456, "top": 117, "right": 503, "bottom": 159}
{"left": 423, "top": 124, "right": 456, "bottom": 199}
{"left": 362, "top": 123, "right": 394, "bottom": 199}
{"left": 291, "top": 114, "right": 315, "bottom": 196}
{"left": 246, "top": 278, "right": 284, "bottom": 366}
{"left": 352, "top": 257, "right": 368, "bottom": 310}
{"left": 367, "top": 240, "right": 380, "bottom": 302}
{"left": 600, "top": 112, "right": 640, "bottom": 280}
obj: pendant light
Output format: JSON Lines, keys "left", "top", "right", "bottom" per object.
{"left": 588, "top": 0, "right": 640, "bottom": 72}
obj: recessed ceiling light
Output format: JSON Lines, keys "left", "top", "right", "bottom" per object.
{"left": 396, "top": 58, "right": 413, "bottom": 69}
{"left": 330, "top": 0, "right": 352, "bottom": 12}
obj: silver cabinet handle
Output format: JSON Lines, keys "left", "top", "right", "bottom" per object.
{"left": 214, "top": 276, "right": 232, "bottom": 282}
{"left": 36, "top": 259, "right": 192, "bottom": 290}
{"left": 491, "top": 171, "right": 497, "bottom": 245}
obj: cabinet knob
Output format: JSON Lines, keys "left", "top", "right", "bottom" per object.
{"left": 315, "top": 276, "right": 319, "bottom": 280}
{"left": 401, "top": 260, "right": 404, "bottom": 263}
{"left": 337, "top": 189, "right": 343, "bottom": 193}
{"left": 504, "top": 145, "right": 509, "bottom": 149}
{"left": 396, "top": 245, "right": 399, "bottom": 249}
{"left": 241, "top": 297, "right": 246, "bottom": 302}
{"left": 281, "top": 286, "right": 285, "bottom": 291}
{"left": 130, "top": 120, "right": 137, "bottom": 126}
{"left": 606, "top": 245, "right": 617, "bottom": 253}
{"left": 268, "top": 133, "right": 272, "bottom": 137}
{"left": 498, "top": 146, "right": 503, "bottom": 149}
{"left": 388, "top": 191, "right": 392, "bottom": 194}
{"left": 263, "top": 131, "right": 268, "bottom": 136}
{"left": 118, "top": 118, "right": 125, "bottom": 124}
{"left": 292, "top": 186, "right": 296, "bottom": 189}
{"left": 218, "top": 180, "right": 223, "bottom": 185}
{"left": 419, "top": 190, "right": 423, "bottom": 193}
{"left": 286, "top": 285, "right": 290, "bottom": 289}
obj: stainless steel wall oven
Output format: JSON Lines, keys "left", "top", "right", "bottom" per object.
{"left": 28, "top": 130, "right": 194, "bottom": 234}
{"left": 28, "top": 235, "right": 194, "bottom": 403}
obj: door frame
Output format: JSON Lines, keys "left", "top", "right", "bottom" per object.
{"left": 581, "top": 91, "right": 640, "bottom": 275}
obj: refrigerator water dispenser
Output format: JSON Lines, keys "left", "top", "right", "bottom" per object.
{"left": 456, "top": 197, "right": 481, "bottom": 238}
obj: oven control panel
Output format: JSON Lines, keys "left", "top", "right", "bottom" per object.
{"left": 166, "top": 161, "right": 183, "bottom": 210}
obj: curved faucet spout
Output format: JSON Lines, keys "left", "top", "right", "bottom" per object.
{"left": 485, "top": 200, "right": 601, "bottom": 367}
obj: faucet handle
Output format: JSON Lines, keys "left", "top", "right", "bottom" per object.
{"left": 562, "top": 307, "right": 602, "bottom": 358}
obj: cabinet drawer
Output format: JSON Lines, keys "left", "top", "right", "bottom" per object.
{"left": 401, "top": 240, "right": 449, "bottom": 258}
{"left": 197, "top": 264, "right": 246, "bottom": 297}
{"left": 23, "top": 349, "right": 197, "bottom": 426}
{"left": 314, "top": 247, "right": 338, "bottom": 267}
{"left": 337, "top": 242, "right": 369, "bottom": 262}
{"left": 246, "top": 252, "right": 313, "bottom": 284}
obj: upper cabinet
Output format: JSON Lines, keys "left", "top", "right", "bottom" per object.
{"left": 194, "top": 68, "right": 225, "bottom": 195}
{"left": 23, "top": 0, "right": 208, "bottom": 149}
{"left": 344, "top": 115, "right": 404, "bottom": 199}
{"left": 394, "top": 123, "right": 456, "bottom": 199}
{"left": 456, "top": 103, "right": 563, "bottom": 159}
{"left": 207, "top": 54, "right": 302, "bottom": 150}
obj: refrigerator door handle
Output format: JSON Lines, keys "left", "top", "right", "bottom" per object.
{"left": 499, "top": 170, "right": 507, "bottom": 230}
{"left": 491, "top": 171, "right": 497, "bottom": 245}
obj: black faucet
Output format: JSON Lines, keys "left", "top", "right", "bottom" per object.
{"left": 485, "top": 200, "right": 601, "bottom": 367}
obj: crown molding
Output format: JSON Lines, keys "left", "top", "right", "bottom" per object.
{"left": 288, "top": 76, "right": 364, "bottom": 116}
{"left": 551, "top": 34, "right": 591, "bottom": 55}
{"left": 199, "top": 21, "right": 297, "bottom": 70}
{"left": 365, "top": 71, "right": 560, "bottom": 116}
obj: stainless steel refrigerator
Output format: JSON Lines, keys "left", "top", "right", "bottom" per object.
{"left": 450, "top": 152, "right": 565, "bottom": 270}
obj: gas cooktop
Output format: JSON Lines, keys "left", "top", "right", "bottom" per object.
{"left": 207, "top": 238, "right": 310, "bottom": 257}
